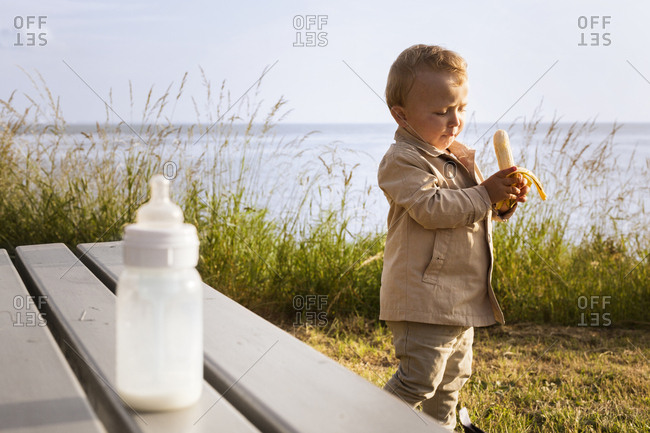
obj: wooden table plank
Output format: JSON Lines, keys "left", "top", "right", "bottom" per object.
{"left": 78, "top": 242, "right": 448, "bottom": 433}
{"left": 0, "top": 249, "right": 106, "bottom": 433}
{"left": 16, "top": 244, "right": 259, "bottom": 433}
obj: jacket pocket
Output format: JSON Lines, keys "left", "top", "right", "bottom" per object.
{"left": 422, "top": 229, "right": 451, "bottom": 285}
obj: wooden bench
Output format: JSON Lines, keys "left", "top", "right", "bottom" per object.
{"left": 15, "top": 244, "right": 258, "bottom": 433}
{"left": 4, "top": 242, "right": 446, "bottom": 432}
{"left": 0, "top": 249, "right": 104, "bottom": 433}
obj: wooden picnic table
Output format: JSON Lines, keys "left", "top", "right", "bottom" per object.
{"left": 1, "top": 242, "right": 447, "bottom": 432}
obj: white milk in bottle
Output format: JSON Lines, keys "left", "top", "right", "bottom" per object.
{"left": 116, "top": 174, "right": 202, "bottom": 411}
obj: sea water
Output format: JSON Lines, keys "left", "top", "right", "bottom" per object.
{"left": 15, "top": 122, "right": 650, "bottom": 239}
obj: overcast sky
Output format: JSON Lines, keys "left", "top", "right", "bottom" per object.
{"left": 2, "top": 0, "right": 649, "bottom": 125}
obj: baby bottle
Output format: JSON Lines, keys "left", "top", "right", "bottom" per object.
{"left": 116, "top": 174, "right": 203, "bottom": 411}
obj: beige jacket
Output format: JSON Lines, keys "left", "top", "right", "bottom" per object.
{"left": 378, "top": 127, "right": 512, "bottom": 327}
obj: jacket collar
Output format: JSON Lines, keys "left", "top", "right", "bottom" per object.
{"left": 394, "top": 126, "right": 445, "bottom": 158}
{"left": 394, "top": 126, "right": 482, "bottom": 182}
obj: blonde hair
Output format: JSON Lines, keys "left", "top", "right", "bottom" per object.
{"left": 385, "top": 44, "right": 467, "bottom": 109}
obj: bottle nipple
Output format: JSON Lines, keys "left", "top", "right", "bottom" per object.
{"left": 135, "top": 174, "right": 184, "bottom": 227}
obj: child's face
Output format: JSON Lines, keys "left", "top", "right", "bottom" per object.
{"left": 392, "top": 68, "right": 468, "bottom": 151}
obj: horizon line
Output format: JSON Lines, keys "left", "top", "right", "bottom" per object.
{"left": 20, "top": 120, "right": 650, "bottom": 127}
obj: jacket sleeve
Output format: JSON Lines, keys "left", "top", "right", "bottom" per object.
{"left": 378, "top": 150, "right": 492, "bottom": 230}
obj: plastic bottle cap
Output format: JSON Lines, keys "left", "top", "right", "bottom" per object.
{"left": 123, "top": 175, "right": 199, "bottom": 268}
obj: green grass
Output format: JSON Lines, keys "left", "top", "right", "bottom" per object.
{"left": 290, "top": 319, "right": 650, "bottom": 432}
{"left": 0, "top": 69, "right": 648, "bottom": 327}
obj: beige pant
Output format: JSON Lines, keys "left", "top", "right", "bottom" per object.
{"left": 383, "top": 321, "right": 474, "bottom": 431}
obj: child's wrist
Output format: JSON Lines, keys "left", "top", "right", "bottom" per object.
{"left": 493, "top": 202, "right": 517, "bottom": 219}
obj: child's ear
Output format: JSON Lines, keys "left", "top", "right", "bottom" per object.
{"left": 390, "top": 106, "right": 408, "bottom": 128}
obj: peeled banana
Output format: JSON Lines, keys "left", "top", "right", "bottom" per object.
{"left": 493, "top": 129, "right": 547, "bottom": 209}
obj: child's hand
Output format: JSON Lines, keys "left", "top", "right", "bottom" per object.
{"left": 513, "top": 176, "right": 531, "bottom": 203}
{"left": 481, "top": 166, "right": 525, "bottom": 205}
{"left": 494, "top": 177, "right": 531, "bottom": 212}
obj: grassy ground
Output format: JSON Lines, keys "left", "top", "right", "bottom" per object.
{"left": 288, "top": 319, "right": 650, "bottom": 432}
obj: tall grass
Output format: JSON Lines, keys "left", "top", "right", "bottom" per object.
{"left": 0, "top": 70, "right": 647, "bottom": 326}
{"left": 481, "top": 109, "right": 650, "bottom": 326}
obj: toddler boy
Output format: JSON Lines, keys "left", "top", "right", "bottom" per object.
{"left": 378, "top": 44, "right": 529, "bottom": 431}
